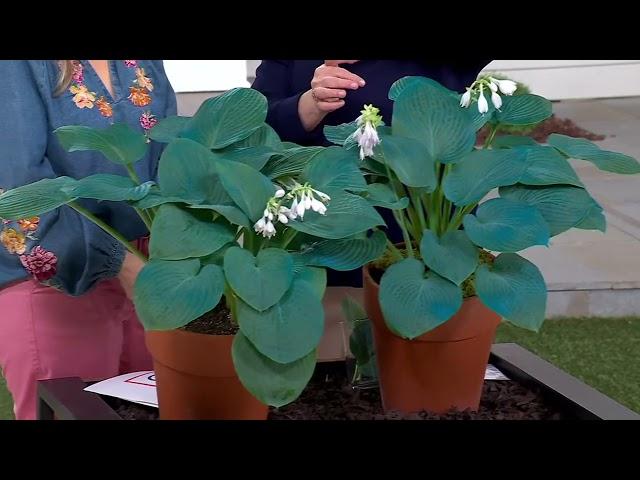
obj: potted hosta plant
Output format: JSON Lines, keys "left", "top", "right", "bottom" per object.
{"left": 0, "top": 88, "right": 387, "bottom": 419}
{"left": 324, "top": 75, "right": 640, "bottom": 414}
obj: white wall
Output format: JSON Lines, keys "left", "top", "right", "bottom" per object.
{"left": 164, "top": 60, "right": 249, "bottom": 93}
{"left": 483, "top": 60, "right": 640, "bottom": 100}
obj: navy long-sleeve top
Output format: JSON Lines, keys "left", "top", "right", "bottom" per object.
{"left": 0, "top": 60, "right": 176, "bottom": 295}
{"left": 252, "top": 60, "right": 490, "bottom": 146}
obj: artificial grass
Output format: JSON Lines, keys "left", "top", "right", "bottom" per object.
{"left": 0, "top": 317, "right": 638, "bottom": 419}
{"left": 495, "top": 317, "right": 640, "bottom": 413}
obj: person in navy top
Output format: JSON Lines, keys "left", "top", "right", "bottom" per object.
{"left": 252, "top": 59, "right": 489, "bottom": 289}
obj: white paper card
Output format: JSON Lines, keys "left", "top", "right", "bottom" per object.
{"left": 84, "top": 371, "right": 158, "bottom": 408}
{"left": 485, "top": 364, "right": 509, "bottom": 380}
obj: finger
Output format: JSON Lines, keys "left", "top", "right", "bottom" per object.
{"left": 316, "top": 99, "right": 346, "bottom": 112}
{"left": 317, "top": 76, "right": 362, "bottom": 90}
{"left": 311, "top": 87, "right": 347, "bottom": 101}
{"left": 315, "top": 64, "right": 366, "bottom": 87}
{"left": 324, "top": 60, "right": 359, "bottom": 66}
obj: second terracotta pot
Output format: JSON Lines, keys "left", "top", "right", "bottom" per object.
{"left": 363, "top": 264, "right": 501, "bottom": 414}
{"left": 145, "top": 329, "right": 268, "bottom": 420}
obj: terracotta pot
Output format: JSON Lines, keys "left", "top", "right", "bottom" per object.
{"left": 145, "top": 329, "right": 269, "bottom": 420}
{"left": 363, "top": 264, "right": 501, "bottom": 414}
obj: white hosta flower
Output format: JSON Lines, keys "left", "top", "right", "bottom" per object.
{"left": 488, "top": 81, "right": 498, "bottom": 93}
{"left": 491, "top": 91, "right": 502, "bottom": 109}
{"left": 477, "top": 86, "right": 489, "bottom": 114}
{"left": 275, "top": 188, "right": 285, "bottom": 198}
{"left": 312, "top": 188, "right": 331, "bottom": 202}
{"left": 460, "top": 89, "right": 472, "bottom": 108}
{"left": 496, "top": 79, "right": 517, "bottom": 95}
{"left": 310, "top": 198, "right": 327, "bottom": 215}
{"left": 353, "top": 104, "right": 383, "bottom": 161}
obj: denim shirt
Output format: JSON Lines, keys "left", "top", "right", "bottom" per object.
{"left": 0, "top": 60, "right": 177, "bottom": 295}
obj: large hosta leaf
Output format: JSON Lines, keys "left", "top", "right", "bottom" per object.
{"left": 379, "top": 258, "right": 462, "bottom": 339}
{"left": 392, "top": 80, "right": 475, "bottom": 164}
{"left": 500, "top": 185, "right": 604, "bottom": 236}
{"left": 0, "top": 177, "right": 76, "bottom": 220}
{"left": 463, "top": 198, "right": 550, "bottom": 252}
{"left": 288, "top": 189, "right": 385, "bottom": 239}
{"left": 475, "top": 253, "right": 547, "bottom": 331}
{"left": 148, "top": 116, "right": 190, "bottom": 143}
{"left": 157, "top": 138, "right": 226, "bottom": 204}
{"left": 63, "top": 174, "right": 153, "bottom": 202}
{"left": 378, "top": 134, "right": 437, "bottom": 189}
{"left": 180, "top": 88, "right": 267, "bottom": 149}
{"left": 55, "top": 124, "right": 147, "bottom": 165}
{"left": 364, "top": 183, "right": 409, "bottom": 210}
{"left": 443, "top": 149, "right": 527, "bottom": 205}
{"left": 224, "top": 247, "right": 294, "bottom": 311}
{"left": 302, "top": 146, "right": 367, "bottom": 192}
{"left": 149, "top": 204, "right": 235, "bottom": 260}
{"left": 494, "top": 94, "right": 552, "bottom": 126}
{"left": 548, "top": 134, "right": 640, "bottom": 174}
{"left": 134, "top": 259, "right": 225, "bottom": 330}
{"left": 236, "top": 281, "right": 324, "bottom": 364}
{"left": 263, "top": 146, "right": 324, "bottom": 179}
{"left": 519, "top": 146, "right": 583, "bottom": 187}
{"left": 215, "top": 158, "right": 275, "bottom": 221}
{"left": 232, "top": 332, "right": 315, "bottom": 407}
{"left": 294, "top": 231, "right": 387, "bottom": 271}
{"left": 420, "top": 229, "right": 478, "bottom": 285}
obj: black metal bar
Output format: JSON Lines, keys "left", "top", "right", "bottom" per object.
{"left": 37, "top": 377, "right": 122, "bottom": 420}
{"left": 490, "top": 343, "right": 640, "bottom": 420}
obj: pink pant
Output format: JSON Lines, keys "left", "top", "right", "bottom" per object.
{"left": 0, "top": 278, "right": 152, "bottom": 420}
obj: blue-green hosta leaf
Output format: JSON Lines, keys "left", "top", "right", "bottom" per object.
{"left": 0, "top": 177, "right": 77, "bottom": 220}
{"left": 55, "top": 124, "right": 147, "bottom": 165}
{"left": 323, "top": 121, "right": 359, "bottom": 148}
{"left": 294, "top": 230, "right": 387, "bottom": 271}
{"left": 148, "top": 116, "right": 190, "bottom": 143}
{"left": 294, "top": 266, "right": 326, "bottom": 300}
{"left": 389, "top": 76, "right": 457, "bottom": 101}
{"left": 463, "top": 198, "right": 550, "bottom": 252}
{"left": 548, "top": 133, "right": 640, "bottom": 174}
{"left": 364, "top": 183, "right": 409, "bottom": 210}
{"left": 420, "top": 229, "right": 478, "bottom": 285}
{"left": 287, "top": 189, "right": 386, "bottom": 239}
{"left": 378, "top": 134, "right": 437, "bottom": 189}
{"left": 443, "top": 149, "right": 528, "bottom": 206}
{"left": 263, "top": 146, "right": 324, "bottom": 179}
{"left": 219, "top": 145, "right": 279, "bottom": 171}
{"left": 492, "top": 135, "right": 538, "bottom": 149}
{"left": 495, "top": 94, "right": 552, "bottom": 126}
{"left": 519, "top": 146, "right": 583, "bottom": 187}
{"left": 236, "top": 281, "right": 324, "bottom": 364}
{"left": 475, "top": 253, "right": 547, "bottom": 331}
{"left": 215, "top": 158, "right": 275, "bottom": 222}
{"left": 180, "top": 88, "right": 267, "bottom": 149}
{"left": 302, "top": 146, "right": 367, "bottom": 192}
{"left": 187, "top": 203, "right": 250, "bottom": 228}
{"left": 134, "top": 259, "right": 225, "bottom": 330}
{"left": 157, "top": 138, "right": 225, "bottom": 204}
{"left": 149, "top": 204, "right": 235, "bottom": 260}
{"left": 63, "top": 174, "right": 153, "bottom": 202}
{"left": 392, "top": 80, "right": 475, "bottom": 164}
{"left": 232, "top": 332, "right": 315, "bottom": 407}
{"left": 379, "top": 258, "right": 463, "bottom": 339}
{"left": 500, "top": 185, "right": 604, "bottom": 236}
{"left": 224, "top": 246, "right": 294, "bottom": 311}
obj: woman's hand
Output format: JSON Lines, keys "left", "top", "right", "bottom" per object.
{"left": 298, "top": 60, "right": 365, "bottom": 132}
{"left": 118, "top": 252, "right": 145, "bottom": 301}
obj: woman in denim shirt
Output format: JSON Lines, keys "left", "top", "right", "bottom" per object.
{"left": 0, "top": 60, "right": 176, "bottom": 419}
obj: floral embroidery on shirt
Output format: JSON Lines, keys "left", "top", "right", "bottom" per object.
{"left": 1, "top": 186, "right": 58, "bottom": 283}
{"left": 95, "top": 96, "right": 113, "bottom": 118}
{"left": 66, "top": 61, "right": 156, "bottom": 140}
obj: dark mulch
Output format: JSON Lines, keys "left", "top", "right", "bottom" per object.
{"left": 104, "top": 365, "right": 566, "bottom": 420}
{"left": 476, "top": 115, "right": 606, "bottom": 145}
{"left": 180, "top": 303, "right": 238, "bottom": 336}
